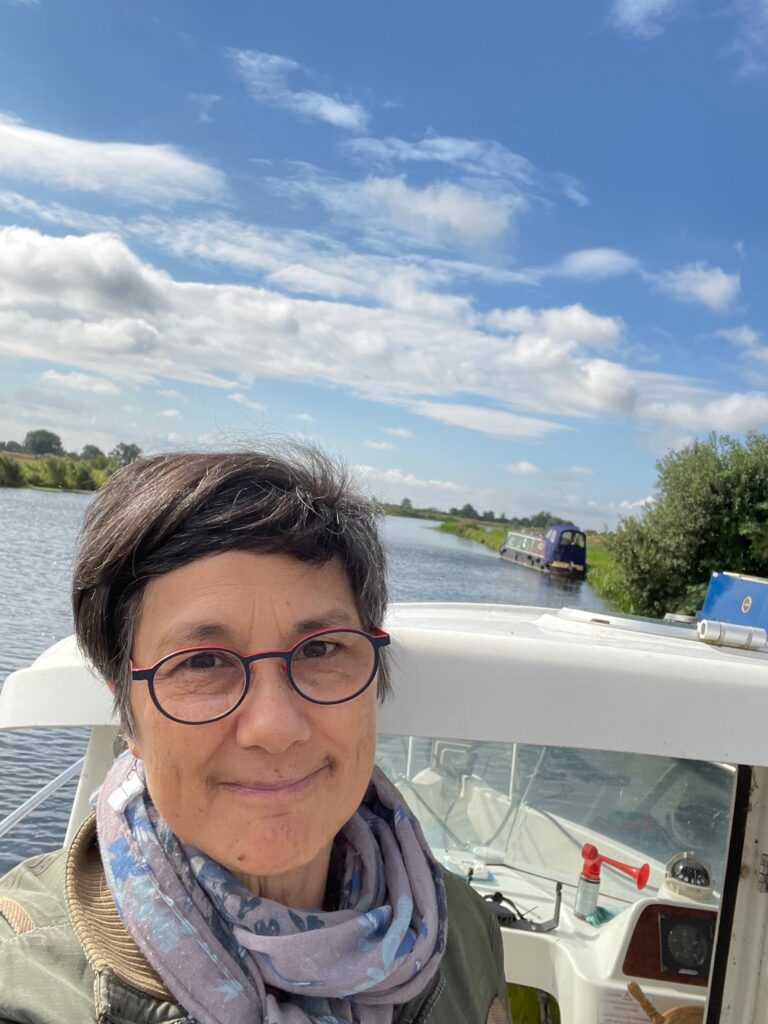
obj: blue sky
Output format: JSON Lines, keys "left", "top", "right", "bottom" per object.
{"left": 0, "top": 0, "right": 766, "bottom": 526}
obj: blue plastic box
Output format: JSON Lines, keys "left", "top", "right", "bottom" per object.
{"left": 699, "top": 571, "right": 768, "bottom": 629}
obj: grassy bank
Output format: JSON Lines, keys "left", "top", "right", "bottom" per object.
{"left": 0, "top": 452, "right": 116, "bottom": 491}
{"left": 439, "top": 519, "right": 634, "bottom": 614}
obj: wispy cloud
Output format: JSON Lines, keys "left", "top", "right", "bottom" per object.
{"left": 507, "top": 461, "right": 539, "bottom": 475}
{"left": 229, "top": 392, "right": 267, "bottom": 412}
{"left": 159, "top": 408, "right": 181, "bottom": 418}
{"left": 274, "top": 169, "right": 519, "bottom": 248}
{"left": 410, "top": 402, "right": 563, "bottom": 439}
{"left": 0, "top": 115, "right": 225, "bottom": 203}
{"left": 188, "top": 94, "right": 221, "bottom": 123}
{"left": 228, "top": 50, "right": 369, "bottom": 131}
{"left": 649, "top": 262, "right": 741, "bottom": 310}
{"left": 41, "top": 369, "right": 120, "bottom": 395}
{"left": 354, "top": 464, "right": 462, "bottom": 492}
{"left": 345, "top": 134, "right": 588, "bottom": 207}
{"left": 716, "top": 324, "right": 760, "bottom": 347}
{"left": 383, "top": 427, "right": 412, "bottom": 437}
{"left": 609, "top": 0, "right": 682, "bottom": 38}
{"left": 728, "top": 0, "right": 768, "bottom": 75}
{"left": 364, "top": 439, "right": 394, "bottom": 449}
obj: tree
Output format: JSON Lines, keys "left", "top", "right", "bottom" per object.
{"left": 24, "top": 429, "right": 63, "bottom": 456}
{"left": 609, "top": 433, "right": 768, "bottom": 617}
{"left": 481, "top": 510, "right": 495, "bottom": 521}
{"left": 400, "top": 497, "right": 413, "bottom": 511}
{"left": 81, "top": 444, "right": 105, "bottom": 460}
{"left": 458, "top": 503, "right": 479, "bottom": 519}
{"left": 109, "top": 442, "right": 142, "bottom": 467}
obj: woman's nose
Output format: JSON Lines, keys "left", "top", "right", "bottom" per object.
{"left": 233, "top": 656, "right": 312, "bottom": 752}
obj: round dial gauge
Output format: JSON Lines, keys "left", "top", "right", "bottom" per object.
{"left": 667, "top": 923, "right": 709, "bottom": 968}
{"left": 665, "top": 851, "right": 713, "bottom": 899}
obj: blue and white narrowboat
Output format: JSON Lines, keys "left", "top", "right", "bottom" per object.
{"left": 499, "top": 522, "right": 587, "bottom": 576}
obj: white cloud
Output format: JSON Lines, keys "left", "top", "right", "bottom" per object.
{"left": 557, "top": 247, "right": 640, "bottom": 279}
{"left": 344, "top": 135, "right": 587, "bottom": 205}
{"left": 641, "top": 392, "right": 768, "bottom": 432}
{"left": 507, "top": 461, "right": 539, "bottom": 475}
{"left": 41, "top": 368, "right": 120, "bottom": 395}
{"left": 188, "top": 94, "right": 221, "bottom": 123}
{"left": 0, "top": 115, "right": 225, "bottom": 203}
{"left": 228, "top": 50, "right": 368, "bottom": 131}
{"left": 619, "top": 495, "right": 656, "bottom": 513}
{"left": 570, "top": 465, "right": 595, "bottom": 475}
{"left": 229, "top": 393, "right": 267, "bottom": 412}
{"left": 272, "top": 170, "right": 519, "bottom": 248}
{"left": 364, "top": 440, "right": 394, "bottom": 449}
{"left": 610, "top": 0, "right": 681, "bottom": 37}
{"left": 410, "top": 402, "right": 563, "bottom": 439}
{"left": 354, "top": 464, "right": 462, "bottom": 493}
{"left": 159, "top": 408, "right": 181, "bottom": 418}
{"left": 729, "top": 0, "right": 768, "bottom": 75}
{"left": 650, "top": 262, "right": 741, "bottom": 311}
{"left": 1, "top": 225, "right": 739, "bottom": 443}
{"left": 295, "top": 413, "right": 315, "bottom": 422}
{"left": 716, "top": 324, "right": 760, "bottom": 347}
{"left": 383, "top": 427, "right": 412, "bottom": 437}
{"left": 159, "top": 388, "right": 183, "bottom": 399}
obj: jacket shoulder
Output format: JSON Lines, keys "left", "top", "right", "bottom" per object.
{"left": 0, "top": 849, "right": 96, "bottom": 1021}
{"left": 397, "top": 867, "right": 509, "bottom": 1024}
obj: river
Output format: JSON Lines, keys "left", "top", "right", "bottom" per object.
{"left": 0, "top": 487, "right": 607, "bottom": 873}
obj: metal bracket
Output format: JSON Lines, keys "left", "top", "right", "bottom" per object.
{"left": 484, "top": 882, "right": 563, "bottom": 932}
{"left": 757, "top": 853, "right": 768, "bottom": 893}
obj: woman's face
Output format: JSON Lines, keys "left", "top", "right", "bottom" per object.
{"left": 127, "top": 550, "right": 378, "bottom": 888}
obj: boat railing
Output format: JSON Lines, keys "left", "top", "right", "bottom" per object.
{"left": 0, "top": 756, "right": 85, "bottom": 841}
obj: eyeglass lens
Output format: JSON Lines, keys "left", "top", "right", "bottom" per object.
{"left": 150, "top": 630, "right": 377, "bottom": 722}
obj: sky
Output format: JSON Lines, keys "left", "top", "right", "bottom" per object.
{"left": 0, "top": 0, "right": 766, "bottom": 526}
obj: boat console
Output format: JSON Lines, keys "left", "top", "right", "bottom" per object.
{"left": 2, "top": 598, "right": 768, "bottom": 1022}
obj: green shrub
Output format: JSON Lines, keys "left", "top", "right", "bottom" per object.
{"left": 0, "top": 454, "right": 24, "bottom": 487}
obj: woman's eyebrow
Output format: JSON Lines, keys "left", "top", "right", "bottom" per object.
{"left": 290, "top": 610, "right": 360, "bottom": 637}
{"left": 155, "top": 622, "right": 234, "bottom": 651}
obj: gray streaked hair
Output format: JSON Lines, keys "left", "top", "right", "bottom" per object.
{"left": 72, "top": 445, "right": 389, "bottom": 735}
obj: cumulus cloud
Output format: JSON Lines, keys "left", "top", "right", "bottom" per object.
{"left": 0, "top": 115, "right": 225, "bottom": 203}
{"left": 0, "top": 225, "right": 726, "bottom": 442}
{"left": 641, "top": 392, "right": 768, "bottom": 432}
{"left": 610, "top": 0, "right": 681, "bottom": 37}
{"left": 650, "top": 262, "right": 741, "bottom": 310}
{"left": 41, "top": 368, "right": 120, "bottom": 395}
{"left": 228, "top": 50, "right": 368, "bottom": 131}
{"left": 354, "top": 464, "right": 462, "bottom": 493}
{"left": 159, "top": 408, "right": 181, "bottom": 418}
{"left": 557, "top": 247, "right": 640, "bottom": 279}
{"left": 507, "top": 461, "right": 539, "bottom": 475}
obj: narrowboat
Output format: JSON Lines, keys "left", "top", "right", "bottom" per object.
{"left": 499, "top": 522, "right": 587, "bottom": 576}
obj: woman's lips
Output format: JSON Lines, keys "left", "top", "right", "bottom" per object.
{"left": 219, "top": 764, "right": 329, "bottom": 800}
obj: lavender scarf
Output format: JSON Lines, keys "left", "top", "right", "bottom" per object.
{"left": 96, "top": 754, "right": 447, "bottom": 1024}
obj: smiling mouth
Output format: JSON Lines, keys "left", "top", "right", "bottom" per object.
{"left": 220, "top": 764, "right": 329, "bottom": 795}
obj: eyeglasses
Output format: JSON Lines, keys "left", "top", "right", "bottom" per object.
{"left": 130, "top": 628, "right": 391, "bottom": 725}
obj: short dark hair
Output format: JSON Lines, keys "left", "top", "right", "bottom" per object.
{"left": 72, "top": 446, "right": 389, "bottom": 734}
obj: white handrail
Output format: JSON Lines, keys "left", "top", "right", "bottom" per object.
{"left": 0, "top": 757, "right": 85, "bottom": 840}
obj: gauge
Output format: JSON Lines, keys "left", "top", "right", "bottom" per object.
{"left": 664, "top": 851, "right": 713, "bottom": 899}
{"left": 666, "top": 924, "right": 708, "bottom": 968}
{"left": 659, "top": 911, "right": 714, "bottom": 978}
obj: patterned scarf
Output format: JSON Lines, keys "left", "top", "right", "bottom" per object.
{"left": 96, "top": 754, "right": 447, "bottom": 1024}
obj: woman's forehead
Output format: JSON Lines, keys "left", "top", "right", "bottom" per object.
{"left": 134, "top": 551, "right": 359, "bottom": 652}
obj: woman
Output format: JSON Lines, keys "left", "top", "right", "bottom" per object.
{"left": 0, "top": 448, "right": 509, "bottom": 1023}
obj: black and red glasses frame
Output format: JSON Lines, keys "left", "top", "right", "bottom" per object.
{"left": 130, "top": 627, "right": 391, "bottom": 725}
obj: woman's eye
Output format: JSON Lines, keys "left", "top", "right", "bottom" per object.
{"left": 299, "top": 640, "right": 334, "bottom": 659}
{"left": 185, "top": 651, "right": 220, "bottom": 669}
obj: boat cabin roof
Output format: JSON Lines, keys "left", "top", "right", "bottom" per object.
{"left": 2, "top": 602, "right": 767, "bottom": 768}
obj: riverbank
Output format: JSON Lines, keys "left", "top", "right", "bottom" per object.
{"left": 437, "top": 519, "right": 632, "bottom": 613}
{"left": 0, "top": 453, "right": 115, "bottom": 491}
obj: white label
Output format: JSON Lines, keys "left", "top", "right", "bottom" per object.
{"left": 598, "top": 987, "right": 650, "bottom": 1023}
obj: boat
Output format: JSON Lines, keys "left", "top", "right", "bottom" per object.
{"left": 499, "top": 523, "right": 587, "bottom": 577}
{"left": 2, "top": 585, "right": 768, "bottom": 1021}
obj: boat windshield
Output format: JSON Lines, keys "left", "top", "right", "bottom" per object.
{"left": 377, "top": 735, "right": 735, "bottom": 907}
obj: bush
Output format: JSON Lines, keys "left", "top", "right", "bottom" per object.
{"left": 0, "top": 455, "right": 24, "bottom": 487}
{"left": 609, "top": 433, "right": 768, "bottom": 617}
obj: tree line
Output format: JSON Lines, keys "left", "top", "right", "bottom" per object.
{"left": 0, "top": 430, "right": 142, "bottom": 490}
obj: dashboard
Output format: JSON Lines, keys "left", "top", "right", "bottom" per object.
{"left": 622, "top": 903, "right": 716, "bottom": 986}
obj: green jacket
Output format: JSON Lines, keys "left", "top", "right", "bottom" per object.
{"left": 0, "top": 816, "right": 509, "bottom": 1024}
